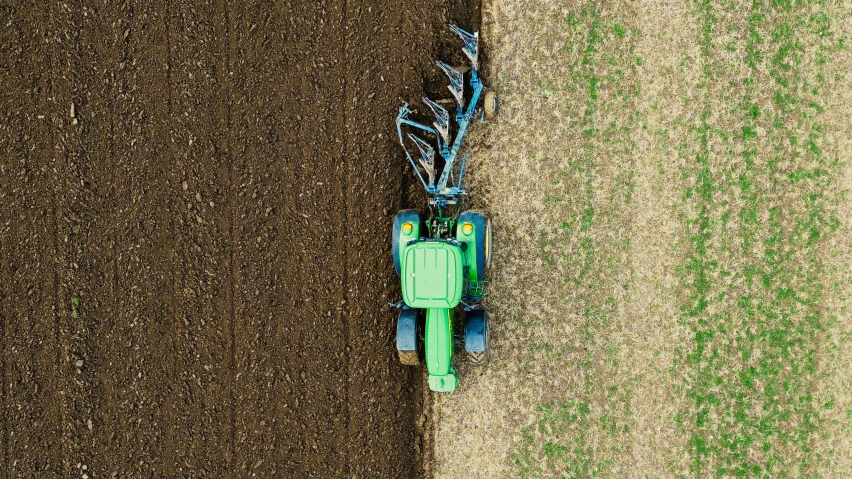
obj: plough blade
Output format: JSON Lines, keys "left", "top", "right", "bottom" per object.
{"left": 408, "top": 134, "right": 436, "bottom": 186}
{"left": 437, "top": 61, "right": 465, "bottom": 107}
{"left": 395, "top": 103, "right": 413, "bottom": 147}
{"left": 422, "top": 97, "right": 450, "bottom": 144}
{"left": 450, "top": 25, "right": 478, "bottom": 71}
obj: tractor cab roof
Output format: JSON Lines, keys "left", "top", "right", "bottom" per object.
{"left": 401, "top": 240, "right": 464, "bottom": 309}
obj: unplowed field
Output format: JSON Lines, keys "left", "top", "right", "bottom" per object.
{"left": 434, "top": 1, "right": 852, "bottom": 478}
{"left": 1, "top": 0, "right": 477, "bottom": 476}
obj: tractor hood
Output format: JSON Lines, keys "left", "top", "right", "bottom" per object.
{"left": 401, "top": 241, "right": 464, "bottom": 309}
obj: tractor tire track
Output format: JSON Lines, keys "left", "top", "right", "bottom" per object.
{"left": 55, "top": 0, "right": 234, "bottom": 475}
{"left": 57, "top": 0, "right": 127, "bottom": 473}
{"left": 228, "top": 2, "right": 349, "bottom": 474}
{"left": 1, "top": 1, "right": 65, "bottom": 475}
{"left": 63, "top": 0, "right": 178, "bottom": 474}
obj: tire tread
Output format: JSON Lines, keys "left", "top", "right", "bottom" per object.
{"left": 467, "top": 350, "right": 489, "bottom": 366}
{"left": 398, "top": 349, "right": 419, "bottom": 366}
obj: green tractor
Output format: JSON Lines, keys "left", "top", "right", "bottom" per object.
{"left": 390, "top": 26, "right": 496, "bottom": 393}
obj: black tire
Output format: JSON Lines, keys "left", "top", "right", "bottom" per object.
{"left": 398, "top": 350, "right": 419, "bottom": 366}
{"left": 458, "top": 211, "right": 491, "bottom": 280}
{"left": 396, "top": 308, "right": 420, "bottom": 366}
{"left": 392, "top": 210, "right": 422, "bottom": 276}
{"left": 465, "top": 310, "right": 491, "bottom": 367}
{"left": 468, "top": 350, "right": 489, "bottom": 367}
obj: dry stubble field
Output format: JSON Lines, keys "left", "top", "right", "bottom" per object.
{"left": 433, "top": 1, "right": 852, "bottom": 477}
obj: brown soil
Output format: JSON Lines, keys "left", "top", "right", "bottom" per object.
{"left": 1, "top": 0, "right": 477, "bottom": 477}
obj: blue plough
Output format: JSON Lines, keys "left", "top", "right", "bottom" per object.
{"left": 395, "top": 25, "right": 494, "bottom": 208}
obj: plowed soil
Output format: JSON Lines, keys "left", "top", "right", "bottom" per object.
{"left": 1, "top": 0, "right": 477, "bottom": 477}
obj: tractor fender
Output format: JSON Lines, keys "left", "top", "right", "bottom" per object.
{"left": 456, "top": 211, "right": 490, "bottom": 281}
{"left": 392, "top": 210, "right": 422, "bottom": 275}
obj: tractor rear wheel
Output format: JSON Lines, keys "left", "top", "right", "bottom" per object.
{"left": 398, "top": 350, "right": 419, "bottom": 366}
{"left": 396, "top": 308, "right": 421, "bottom": 366}
{"left": 468, "top": 349, "right": 488, "bottom": 366}
{"left": 465, "top": 310, "right": 491, "bottom": 367}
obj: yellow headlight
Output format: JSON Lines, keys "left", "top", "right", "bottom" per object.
{"left": 462, "top": 223, "right": 473, "bottom": 234}
{"left": 402, "top": 222, "right": 413, "bottom": 233}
